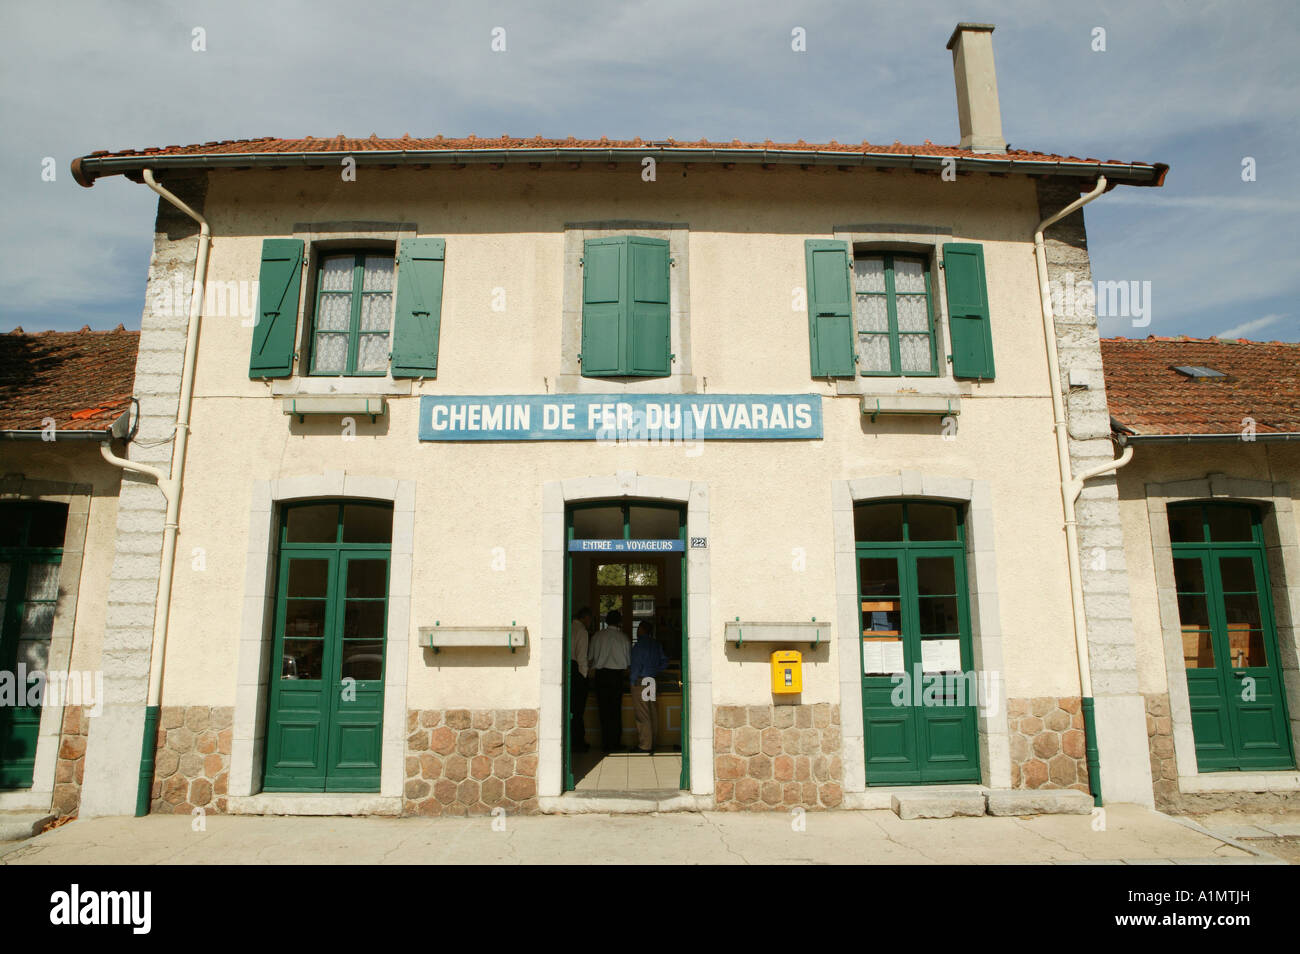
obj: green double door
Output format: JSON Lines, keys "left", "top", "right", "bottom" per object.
{"left": 264, "top": 502, "right": 392, "bottom": 792}
{"left": 856, "top": 501, "right": 980, "bottom": 785}
{"left": 1171, "top": 502, "right": 1294, "bottom": 772}
{"left": 0, "top": 503, "right": 67, "bottom": 791}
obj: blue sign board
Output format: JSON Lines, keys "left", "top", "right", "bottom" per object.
{"left": 567, "top": 539, "right": 684, "bottom": 552}
{"left": 418, "top": 394, "right": 822, "bottom": 442}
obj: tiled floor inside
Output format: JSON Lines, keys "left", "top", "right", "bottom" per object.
{"left": 571, "top": 749, "right": 683, "bottom": 792}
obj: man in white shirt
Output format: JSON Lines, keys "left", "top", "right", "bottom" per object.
{"left": 569, "top": 607, "right": 593, "bottom": 753}
{"left": 587, "top": 609, "right": 631, "bottom": 752}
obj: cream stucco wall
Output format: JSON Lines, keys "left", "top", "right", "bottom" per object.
{"left": 154, "top": 164, "right": 1084, "bottom": 723}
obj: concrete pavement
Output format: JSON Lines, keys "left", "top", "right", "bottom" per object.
{"left": 0, "top": 803, "right": 1286, "bottom": 864}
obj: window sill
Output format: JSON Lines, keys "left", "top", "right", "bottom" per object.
{"left": 835, "top": 376, "right": 965, "bottom": 399}
{"left": 556, "top": 373, "right": 698, "bottom": 394}
{"left": 271, "top": 377, "right": 413, "bottom": 397}
{"left": 858, "top": 393, "right": 960, "bottom": 421}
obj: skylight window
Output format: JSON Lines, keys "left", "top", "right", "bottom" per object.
{"left": 1172, "top": 366, "right": 1227, "bottom": 380}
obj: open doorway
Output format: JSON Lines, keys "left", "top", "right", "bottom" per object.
{"left": 564, "top": 501, "right": 687, "bottom": 793}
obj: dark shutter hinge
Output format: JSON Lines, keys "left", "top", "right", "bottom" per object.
{"left": 579, "top": 257, "right": 584, "bottom": 266}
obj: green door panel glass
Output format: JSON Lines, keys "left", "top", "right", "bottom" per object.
{"left": 857, "top": 512, "right": 979, "bottom": 786}
{"left": 1169, "top": 503, "right": 1294, "bottom": 772}
{"left": 264, "top": 553, "right": 335, "bottom": 790}
{"left": 0, "top": 503, "right": 67, "bottom": 791}
{"left": 264, "top": 503, "right": 391, "bottom": 793}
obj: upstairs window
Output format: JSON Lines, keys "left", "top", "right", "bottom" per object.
{"left": 853, "top": 253, "right": 938, "bottom": 377}
{"left": 310, "top": 252, "right": 396, "bottom": 376}
{"left": 249, "top": 237, "right": 445, "bottom": 381}
{"left": 580, "top": 236, "right": 671, "bottom": 377}
{"left": 802, "top": 239, "right": 995, "bottom": 383}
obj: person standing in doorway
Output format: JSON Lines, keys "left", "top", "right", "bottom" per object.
{"left": 629, "top": 620, "right": 669, "bottom": 754}
{"left": 569, "top": 607, "right": 593, "bottom": 753}
{"left": 588, "top": 609, "right": 631, "bottom": 752}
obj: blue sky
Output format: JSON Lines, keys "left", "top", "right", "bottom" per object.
{"left": 2, "top": 0, "right": 1296, "bottom": 341}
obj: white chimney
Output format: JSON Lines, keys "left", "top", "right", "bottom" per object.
{"left": 946, "top": 23, "right": 1006, "bottom": 154}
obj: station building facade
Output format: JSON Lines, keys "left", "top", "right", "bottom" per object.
{"left": 28, "top": 23, "right": 1300, "bottom": 820}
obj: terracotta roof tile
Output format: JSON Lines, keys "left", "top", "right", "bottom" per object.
{"left": 71, "top": 135, "right": 1167, "bottom": 187}
{"left": 1100, "top": 337, "right": 1300, "bottom": 436}
{"left": 0, "top": 327, "right": 139, "bottom": 432}
{"left": 74, "top": 134, "right": 1158, "bottom": 167}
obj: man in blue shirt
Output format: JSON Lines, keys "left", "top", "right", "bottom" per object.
{"left": 629, "top": 620, "right": 669, "bottom": 754}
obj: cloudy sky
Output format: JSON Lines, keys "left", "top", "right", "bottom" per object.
{"left": 2, "top": 0, "right": 1296, "bottom": 341}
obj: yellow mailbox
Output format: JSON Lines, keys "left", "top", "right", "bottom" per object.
{"left": 771, "top": 650, "right": 802, "bottom": 694}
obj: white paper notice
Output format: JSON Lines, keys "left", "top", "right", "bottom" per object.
{"left": 921, "top": 638, "right": 962, "bottom": 673}
{"left": 862, "top": 638, "right": 904, "bottom": 675}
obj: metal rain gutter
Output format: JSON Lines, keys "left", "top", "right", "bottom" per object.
{"left": 1116, "top": 431, "right": 1300, "bottom": 445}
{"left": 1, "top": 429, "right": 115, "bottom": 440}
{"left": 72, "top": 147, "right": 1168, "bottom": 187}
{"left": 1, "top": 409, "right": 132, "bottom": 441}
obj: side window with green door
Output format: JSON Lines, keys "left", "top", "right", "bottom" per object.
{"left": 580, "top": 236, "right": 671, "bottom": 377}
{"left": 248, "top": 236, "right": 445, "bottom": 380}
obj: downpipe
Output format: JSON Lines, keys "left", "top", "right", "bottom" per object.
{"left": 97, "top": 168, "right": 209, "bottom": 815}
{"left": 1034, "top": 175, "right": 1134, "bottom": 806}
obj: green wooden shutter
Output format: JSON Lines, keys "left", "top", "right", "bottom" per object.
{"left": 580, "top": 237, "right": 625, "bottom": 376}
{"left": 942, "top": 243, "right": 995, "bottom": 380}
{"left": 249, "top": 238, "right": 304, "bottom": 378}
{"left": 626, "top": 237, "right": 671, "bottom": 376}
{"left": 391, "top": 237, "right": 446, "bottom": 378}
{"left": 804, "top": 240, "right": 856, "bottom": 377}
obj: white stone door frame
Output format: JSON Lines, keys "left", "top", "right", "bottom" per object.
{"left": 229, "top": 470, "right": 416, "bottom": 799}
{"left": 832, "top": 470, "right": 1011, "bottom": 792}
{"left": 539, "top": 471, "right": 712, "bottom": 797}
{"left": 1143, "top": 475, "right": 1300, "bottom": 793}
{"left": 0, "top": 479, "right": 92, "bottom": 811}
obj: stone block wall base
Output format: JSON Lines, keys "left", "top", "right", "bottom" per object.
{"left": 713, "top": 704, "right": 842, "bottom": 810}
{"left": 1145, "top": 692, "right": 1179, "bottom": 809}
{"left": 1146, "top": 693, "right": 1300, "bottom": 812}
{"left": 150, "top": 706, "right": 233, "bottom": 815}
{"left": 539, "top": 792, "right": 711, "bottom": 814}
{"left": 1160, "top": 790, "right": 1300, "bottom": 813}
{"left": 892, "top": 790, "right": 985, "bottom": 819}
{"left": 52, "top": 705, "right": 89, "bottom": 817}
{"left": 0, "top": 813, "right": 56, "bottom": 842}
{"left": 404, "top": 709, "right": 539, "bottom": 816}
{"left": 985, "top": 789, "right": 1093, "bottom": 816}
{"left": 228, "top": 794, "right": 401, "bottom": 816}
{"left": 1006, "top": 696, "right": 1090, "bottom": 792}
